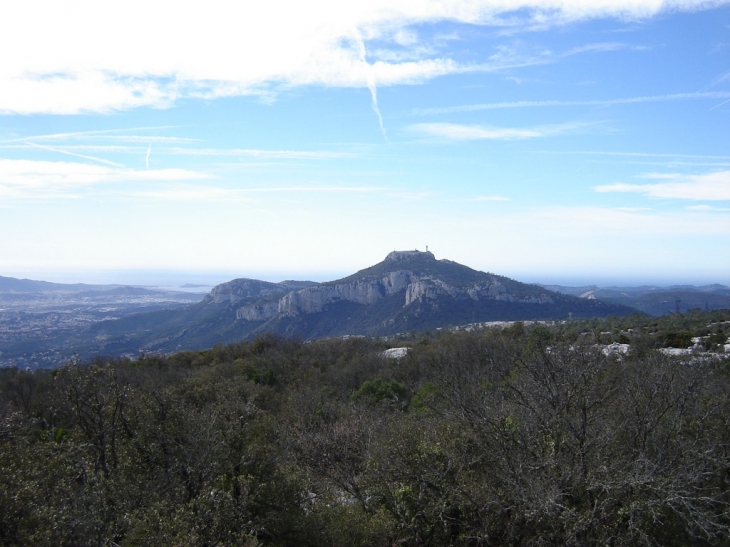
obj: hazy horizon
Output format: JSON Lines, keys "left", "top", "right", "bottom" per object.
{"left": 3, "top": 263, "right": 727, "bottom": 291}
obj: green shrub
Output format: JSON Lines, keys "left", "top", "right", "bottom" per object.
{"left": 351, "top": 378, "right": 407, "bottom": 404}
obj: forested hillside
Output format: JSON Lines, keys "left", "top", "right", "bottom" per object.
{"left": 1, "top": 310, "right": 729, "bottom": 546}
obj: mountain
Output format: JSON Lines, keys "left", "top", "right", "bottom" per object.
{"left": 2, "top": 251, "right": 639, "bottom": 368}
{"left": 81, "top": 278, "right": 321, "bottom": 356}
{"left": 85, "top": 251, "right": 634, "bottom": 355}
{"left": 542, "top": 283, "right": 730, "bottom": 316}
{"left": 0, "top": 275, "right": 103, "bottom": 292}
{"left": 230, "top": 250, "right": 635, "bottom": 338}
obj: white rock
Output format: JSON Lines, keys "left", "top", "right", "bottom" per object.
{"left": 602, "top": 343, "right": 631, "bottom": 356}
{"left": 381, "top": 347, "right": 409, "bottom": 359}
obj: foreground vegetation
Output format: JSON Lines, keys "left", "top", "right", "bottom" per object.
{"left": 1, "top": 310, "right": 729, "bottom": 546}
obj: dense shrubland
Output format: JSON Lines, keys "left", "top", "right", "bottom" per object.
{"left": 1, "top": 311, "right": 729, "bottom": 546}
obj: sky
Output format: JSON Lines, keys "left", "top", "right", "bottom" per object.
{"left": 1, "top": 0, "right": 729, "bottom": 288}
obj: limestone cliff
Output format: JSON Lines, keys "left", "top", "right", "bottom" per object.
{"left": 206, "top": 278, "right": 318, "bottom": 306}
{"left": 235, "top": 251, "right": 553, "bottom": 322}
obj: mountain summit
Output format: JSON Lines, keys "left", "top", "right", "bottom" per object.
{"left": 228, "top": 250, "right": 631, "bottom": 339}
{"left": 386, "top": 249, "right": 434, "bottom": 262}
{"left": 36, "top": 251, "right": 635, "bottom": 364}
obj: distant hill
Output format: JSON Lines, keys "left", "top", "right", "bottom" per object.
{"left": 0, "top": 275, "right": 100, "bottom": 292}
{"left": 79, "top": 251, "right": 635, "bottom": 359}
{"left": 3, "top": 253, "right": 661, "bottom": 367}
{"left": 542, "top": 283, "right": 730, "bottom": 316}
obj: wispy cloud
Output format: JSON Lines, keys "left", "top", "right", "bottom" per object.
{"left": 411, "top": 121, "right": 596, "bottom": 140}
{"left": 128, "top": 184, "right": 385, "bottom": 202}
{"left": 532, "top": 149, "right": 730, "bottom": 168}
{"left": 93, "top": 136, "right": 197, "bottom": 144}
{"left": 0, "top": 127, "right": 187, "bottom": 144}
{"left": 128, "top": 185, "right": 255, "bottom": 203}
{"left": 0, "top": 159, "right": 209, "bottom": 199}
{"left": 24, "top": 142, "right": 125, "bottom": 167}
{"left": 594, "top": 170, "right": 730, "bottom": 200}
{"left": 164, "top": 148, "right": 360, "bottom": 160}
{"left": 686, "top": 204, "right": 730, "bottom": 211}
{"left": 415, "top": 91, "right": 730, "bottom": 115}
{"left": 540, "top": 150, "right": 730, "bottom": 160}
{"left": 233, "top": 186, "right": 383, "bottom": 194}
{"left": 1, "top": 1, "right": 725, "bottom": 115}
{"left": 0, "top": 142, "right": 360, "bottom": 162}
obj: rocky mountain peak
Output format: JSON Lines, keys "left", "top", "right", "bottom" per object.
{"left": 233, "top": 251, "right": 564, "bottom": 324}
{"left": 385, "top": 249, "right": 435, "bottom": 262}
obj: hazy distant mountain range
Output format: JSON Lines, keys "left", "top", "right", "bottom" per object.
{"left": 540, "top": 283, "right": 730, "bottom": 316}
{"left": 1, "top": 251, "right": 728, "bottom": 368}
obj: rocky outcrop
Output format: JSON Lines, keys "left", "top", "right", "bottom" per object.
{"left": 235, "top": 253, "right": 554, "bottom": 322}
{"left": 405, "top": 278, "right": 459, "bottom": 305}
{"left": 236, "top": 270, "right": 415, "bottom": 320}
{"left": 207, "top": 278, "right": 318, "bottom": 306}
{"left": 386, "top": 249, "right": 434, "bottom": 262}
{"left": 208, "top": 279, "right": 285, "bottom": 305}
{"left": 404, "top": 278, "right": 553, "bottom": 306}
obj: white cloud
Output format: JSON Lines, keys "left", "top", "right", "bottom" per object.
{"left": 415, "top": 91, "right": 730, "bottom": 114}
{"left": 23, "top": 142, "right": 126, "bottom": 167}
{"left": 1, "top": 143, "right": 359, "bottom": 161}
{"left": 129, "top": 185, "right": 257, "bottom": 203}
{"left": 1, "top": 0, "right": 727, "bottom": 114}
{"left": 594, "top": 170, "right": 730, "bottom": 200}
{"left": 411, "top": 121, "right": 593, "bottom": 140}
{"left": 686, "top": 204, "right": 730, "bottom": 211}
{"left": 413, "top": 123, "right": 540, "bottom": 140}
{"left": 232, "top": 186, "right": 383, "bottom": 194}
{"left": 164, "top": 148, "right": 360, "bottom": 160}
{"left": 0, "top": 127, "right": 186, "bottom": 144}
{"left": 126, "top": 184, "right": 387, "bottom": 203}
{"left": 0, "top": 159, "right": 209, "bottom": 199}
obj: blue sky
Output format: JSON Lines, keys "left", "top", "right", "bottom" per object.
{"left": 1, "top": 0, "right": 728, "bottom": 287}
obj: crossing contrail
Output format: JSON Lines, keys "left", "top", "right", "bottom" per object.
{"left": 354, "top": 31, "right": 387, "bottom": 139}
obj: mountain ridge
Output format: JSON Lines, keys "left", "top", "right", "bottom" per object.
{"left": 0, "top": 252, "right": 670, "bottom": 368}
{"left": 540, "top": 283, "right": 730, "bottom": 315}
{"left": 234, "top": 250, "right": 560, "bottom": 325}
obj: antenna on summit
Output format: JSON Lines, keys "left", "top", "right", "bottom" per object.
{"left": 426, "top": 245, "right": 429, "bottom": 252}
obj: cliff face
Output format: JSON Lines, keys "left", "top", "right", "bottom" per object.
{"left": 207, "top": 278, "right": 319, "bottom": 306}
{"left": 237, "top": 270, "right": 413, "bottom": 320}
{"left": 235, "top": 251, "right": 554, "bottom": 322}
{"left": 79, "top": 250, "right": 636, "bottom": 357}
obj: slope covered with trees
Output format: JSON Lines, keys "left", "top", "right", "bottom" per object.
{"left": 1, "top": 310, "right": 729, "bottom": 545}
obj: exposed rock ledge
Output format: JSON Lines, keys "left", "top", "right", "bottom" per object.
{"left": 386, "top": 249, "right": 435, "bottom": 262}
{"left": 236, "top": 267, "right": 553, "bottom": 322}
{"left": 237, "top": 271, "right": 413, "bottom": 321}
{"left": 207, "top": 278, "right": 317, "bottom": 306}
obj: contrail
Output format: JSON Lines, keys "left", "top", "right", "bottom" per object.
{"left": 24, "top": 141, "right": 125, "bottom": 167}
{"left": 145, "top": 145, "right": 151, "bottom": 168}
{"left": 708, "top": 98, "right": 730, "bottom": 111}
{"left": 354, "top": 31, "right": 387, "bottom": 139}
